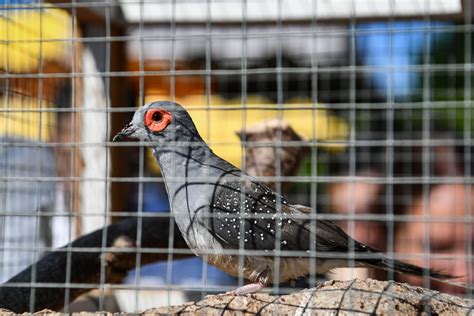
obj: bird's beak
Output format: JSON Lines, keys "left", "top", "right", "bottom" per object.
{"left": 113, "top": 123, "right": 136, "bottom": 142}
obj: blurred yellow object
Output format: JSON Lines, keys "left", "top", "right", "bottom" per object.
{"left": 1, "top": 6, "right": 74, "bottom": 141}
{"left": 144, "top": 95, "right": 348, "bottom": 174}
{"left": 0, "top": 96, "right": 56, "bottom": 140}
{"left": 0, "top": 7, "right": 73, "bottom": 72}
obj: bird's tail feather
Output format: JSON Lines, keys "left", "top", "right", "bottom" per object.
{"left": 361, "top": 256, "right": 474, "bottom": 290}
{"left": 360, "top": 256, "right": 454, "bottom": 280}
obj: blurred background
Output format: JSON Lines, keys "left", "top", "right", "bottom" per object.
{"left": 0, "top": 0, "right": 473, "bottom": 312}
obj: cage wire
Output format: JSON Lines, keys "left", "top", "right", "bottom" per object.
{"left": 0, "top": 0, "right": 473, "bottom": 313}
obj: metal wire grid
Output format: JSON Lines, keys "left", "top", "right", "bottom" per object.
{"left": 0, "top": 0, "right": 473, "bottom": 313}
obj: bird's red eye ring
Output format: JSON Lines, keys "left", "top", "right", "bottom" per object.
{"left": 144, "top": 109, "right": 172, "bottom": 132}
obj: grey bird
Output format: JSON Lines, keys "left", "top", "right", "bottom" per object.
{"left": 114, "top": 101, "right": 453, "bottom": 294}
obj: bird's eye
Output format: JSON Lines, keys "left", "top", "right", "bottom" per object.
{"left": 144, "top": 108, "right": 172, "bottom": 132}
{"left": 152, "top": 111, "right": 162, "bottom": 122}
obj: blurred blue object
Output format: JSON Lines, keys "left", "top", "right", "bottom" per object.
{"left": 356, "top": 21, "right": 450, "bottom": 99}
{"left": 0, "top": 0, "right": 35, "bottom": 6}
{"left": 141, "top": 181, "right": 169, "bottom": 213}
{"left": 0, "top": 138, "right": 56, "bottom": 282}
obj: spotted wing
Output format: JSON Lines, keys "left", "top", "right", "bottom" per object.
{"left": 197, "top": 179, "right": 283, "bottom": 250}
{"left": 200, "top": 179, "right": 358, "bottom": 253}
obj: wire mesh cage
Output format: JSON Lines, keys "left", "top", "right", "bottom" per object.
{"left": 0, "top": 0, "right": 473, "bottom": 313}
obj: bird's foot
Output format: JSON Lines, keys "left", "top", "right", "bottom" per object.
{"left": 225, "top": 282, "right": 266, "bottom": 295}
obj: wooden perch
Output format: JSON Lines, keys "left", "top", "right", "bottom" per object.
{"left": 0, "top": 217, "right": 189, "bottom": 313}
{"left": 148, "top": 279, "right": 474, "bottom": 315}
{"left": 1, "top": 279, "right": 473, "bottom": 314}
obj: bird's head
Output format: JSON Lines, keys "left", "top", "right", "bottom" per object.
{"left": 113, "top": 101, "right": 201, "bottom": 145}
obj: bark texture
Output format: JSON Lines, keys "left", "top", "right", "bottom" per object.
{"left": 146, "top": 279, "right": 474, "bottom": 315}
{"left": 1, "top": 279, "right": 472, "bottom": 315}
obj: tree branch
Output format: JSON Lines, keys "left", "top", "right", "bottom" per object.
{"left": 149, "top": 279, "right": 474, "bottom": 315}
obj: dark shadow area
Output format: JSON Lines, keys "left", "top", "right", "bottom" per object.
{"left": 0, "top": 216, "right": 189, "bottom": 313}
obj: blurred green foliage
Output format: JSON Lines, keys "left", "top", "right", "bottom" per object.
{"left": 415, "top": 25, "right": 473, "bottom": 133}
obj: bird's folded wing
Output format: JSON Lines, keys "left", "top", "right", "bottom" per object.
{"left": 197, "top": 179, "right": 359, "bottom": 255}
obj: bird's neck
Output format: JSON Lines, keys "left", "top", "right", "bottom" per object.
{"left": 153, "top": 139, "right": 214, "bottom": 171}
{"left": 151, "top": 140, "right": 224, "bottom": 202}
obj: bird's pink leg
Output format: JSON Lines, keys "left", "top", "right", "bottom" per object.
{"left": 226, "top": 282, "right": 266, "bottom": 295}
{"left": 226, "top": 270, "right": 269, "bottom": 295}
